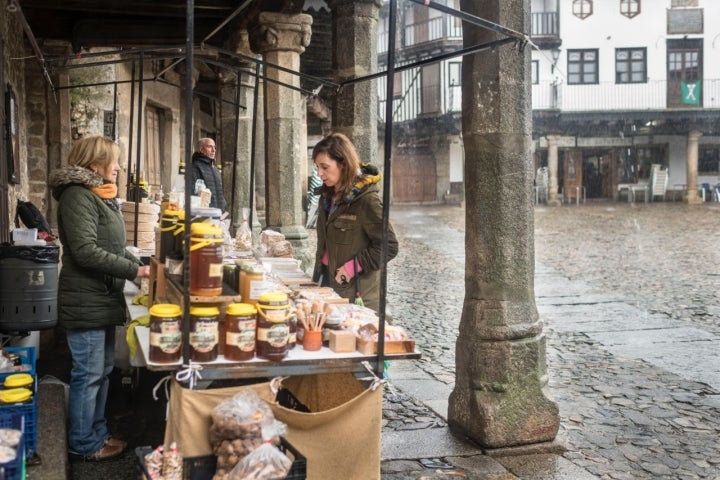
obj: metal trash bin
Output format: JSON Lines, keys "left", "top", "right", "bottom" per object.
{"left": 0, "top": 245, "right": 59, "bottom": 333}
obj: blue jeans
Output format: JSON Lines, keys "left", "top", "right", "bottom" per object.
{"left": 66, "top": 327, "right": 114, "bottom": 456}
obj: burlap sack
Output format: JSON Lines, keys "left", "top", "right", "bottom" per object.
{"left": 163, "top": 373, "right": 382, "bottom": 480}
{"left": 163, "top": 379, "right": 274, "bottom": 457}
{"left": 269, "top": 373, "right": 383, "bottom": 480}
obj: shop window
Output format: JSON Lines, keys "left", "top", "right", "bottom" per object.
{"left": 699, "top": 146, "right": 720, "bottom": 175}
{"left": 616, "top": 48, "right": 646, "bottom": 83}
{"left": 572, "top": 0, "right": 593, "bottom": 19}
{"left": 567, "top": 49, "right": 598, "bottom": 84}
{"left": 620, "top": 0, "right": 640, "bottom": 18}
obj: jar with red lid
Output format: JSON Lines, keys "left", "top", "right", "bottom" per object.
{"left": 224, "top": 303, "right": 257, "bottom": 361}
{"left": 189, "top": 222, "right": 224, "bottom": 296}
{"left": 148, "top": 303, "right": 182, "bottom": 363}
{"left": 189, "top": 305, "right": 220, "bottom": 362}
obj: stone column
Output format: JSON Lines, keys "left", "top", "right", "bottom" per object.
{"left": 250, "top": 12, "right": 312, "bottom": 245}
{"left": 327, "top": 0, "right": 382, "bottom": 164}
{"left": 546, "top": 135, "right": 561, "bottom": 206}
{"left": 684, "top": 130, "right": 702, "bottom": 204}
{"left": 220, "top": 29, "right": 262, "bottom": 231}
{"left": 447, "top": 0, "right": 560, "bottom": 448}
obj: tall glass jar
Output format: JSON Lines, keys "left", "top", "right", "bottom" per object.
{"left": 159, "top": 210, "right": 181, "bottom": 262}
{"left": 189, "top": 305, "right": 220, "bottom": 362}
{"left": 189, "top": 222, "right": 224, "bottom": 296}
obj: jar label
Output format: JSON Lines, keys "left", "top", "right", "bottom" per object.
{"left": 264, "top": 307, "right": 289, "bottom": 322}
{"left": 149, "top": 328, "right": 181, "bottom": 354}
{"left": 257, "top": 324, "right": 289, "bottom": 347}
{"left": 190, "top": 320, "right": 218, "bottom": 353}
{"left": 226, "top": 330, "right": 256, "bottom": 352}
{"left": 249, "top": 280, "right": 275, "bottom": 300}
{"left": 208, "top": 263, "right": 223, "bottom": 278}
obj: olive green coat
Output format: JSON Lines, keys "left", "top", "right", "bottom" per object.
{"left": 50, "top": 166, "right": 142, "bottom": 329}
{"left": 312, "top": 165, "right": 399, "bottom": 313}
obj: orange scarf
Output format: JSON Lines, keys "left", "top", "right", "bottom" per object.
{"left": 89, "top": 183, "right": 118, "bottom": 199}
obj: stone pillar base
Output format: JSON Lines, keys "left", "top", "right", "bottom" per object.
{"left": 448, "top": 333, "right": 559, "bottom": 448}
{"left": 684, "top": 194, "right": 703, "bottom": 205}
{"left": 546, "top": 199, "right": 562, "bottom": 207}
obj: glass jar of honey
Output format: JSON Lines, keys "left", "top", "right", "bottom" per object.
{"left": 224, "top": 302, "right": 257, "bottom": 361}
{"left": 189, "top": 305, "right": 220, "bottom": 362}
{"left": 148, "top": 304, "right": 182, "bottom": 363}
{"left": 239, "top": 263, "right": 266, "bottom": 306}
{"left": 256, "top": 292, "right": 291, "bottom": 361}
{"left": 189, "top": 222, "right": 224, "bottom": 296}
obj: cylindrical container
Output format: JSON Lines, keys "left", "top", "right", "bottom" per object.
{"left": 148, "top": 304, "right": 182, "bottom": 363}
{"left": 0, "top": 245, "right": 59, "bottom": 332}
{"left": 302, "top": 330, "right": 322, "bottom": 351}
{"left": 189, "top": 222, "right": 224, "bottom": 296}
{"left": 239, "top": 263, "right": 265, "bottom": 306}
{"left": 255, "top": 292, "right": 291, "bottom": 361}
{"left": 224, "top": 303, "right": 257, "bottom": 361}
{"left": 159, "top": 210, "right": 181, "bottom": 262}
{"left": 287, "top": 313, "right": 297, "bottom": 350}
{"left": 189, "top": 305, "right": 220, "bottom": 362}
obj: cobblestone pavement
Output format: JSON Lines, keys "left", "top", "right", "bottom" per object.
{"left": 383, "top": 201, "right": 720, "bottom": 479}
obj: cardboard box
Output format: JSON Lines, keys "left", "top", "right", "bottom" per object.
{"left": 356, "top": 338, "right": 415, "bottom": 355}
{"left": 329, "top": 330, "right": 356, "bottom": 353}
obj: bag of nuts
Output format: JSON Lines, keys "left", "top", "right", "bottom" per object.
{"left": 228, "top": 420, "right": 290, "bottom": 480}
{"left": 210, "top": 390, "right": 281, "bottom": 480}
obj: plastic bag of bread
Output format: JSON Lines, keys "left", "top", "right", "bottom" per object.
{"left": 270, "top": 240, "right": 293, "bottom": 258}
{"left": 228, "top": 420, "right": 290, "bottom": 480}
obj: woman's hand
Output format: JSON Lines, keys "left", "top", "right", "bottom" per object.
{"left": 334, "top": 265, "right": 350, "bottom": 285}
{"left": 137, "top": 265, "right": 151, "bottom": 278}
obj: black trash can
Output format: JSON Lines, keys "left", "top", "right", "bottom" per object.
{"left": 0, "top": 245, "right": 59, "bottom": 333}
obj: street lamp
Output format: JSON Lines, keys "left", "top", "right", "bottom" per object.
{"left": 551, "top": 47, "right": 561, "bottom": 74}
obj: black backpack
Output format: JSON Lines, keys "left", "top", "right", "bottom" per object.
{"left": 15, "top": 200, "right": 52, "bottom": 234}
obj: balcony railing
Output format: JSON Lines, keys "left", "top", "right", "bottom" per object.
{"left": 532, "top": 79, "right": 720, "bottom": 111}
{"left": 531, "top": 12, "right": 558, "bottom": 37}
{"left": 379, "top": 16, "right": 462, "bottom": 54}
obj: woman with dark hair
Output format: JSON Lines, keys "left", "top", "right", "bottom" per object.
{"left": 49, "top": 136, "right": 150, "bottom": 461}
{"left": 311, "top": 132, "right": 398, "bottom": 313}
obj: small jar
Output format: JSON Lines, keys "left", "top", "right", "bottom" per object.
{"left": 148, "top": 304, "right": 182, "bottom": 363}
{"left": 189, "top": 305, "right": 220, "bottom": 362}
{"left": 239, "top": 263, "right": 266, "bottom": 306}
{"left": 224, "top": 303, "right": 257, "bottom": 361}
{"left": 256, "top": 292, "right": 291, "bottom": 361}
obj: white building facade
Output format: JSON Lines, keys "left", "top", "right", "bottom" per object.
{"left": 532, "top": 0, "right": 720, "bottom": 203}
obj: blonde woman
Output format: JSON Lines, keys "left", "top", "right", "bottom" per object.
{"left": 49, "top": 136, "right": 149, "bottom": 461}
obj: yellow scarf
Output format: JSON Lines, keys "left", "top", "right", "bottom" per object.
{"left": 89, "top": 183, "right": 118, "bottom": 199}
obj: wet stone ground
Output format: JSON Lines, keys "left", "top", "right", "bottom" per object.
{"left": 384, "top": 201, "right": 720, "bottom": 479}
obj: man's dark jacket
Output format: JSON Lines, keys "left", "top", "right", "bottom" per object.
{"left": 190, "top": 152, "right": 227, "bottom": 211}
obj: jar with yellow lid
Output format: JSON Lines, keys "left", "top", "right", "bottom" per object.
{"left": 149, "top": 303, "right": 182, "bottom": 363}
{"left": 256, "top": 292, "right": 291, "bottom": 361}
{"left": 224, "top": 302, "right": 257, "bottom": 361}
{"left": 159, "top": 210, "right": 182, "bottom": 262}
{"left": 189, "top": 305, "right": 220, "bottom": 362}
{"left": 189, "top": 222, "right": 224, "bottom": 296}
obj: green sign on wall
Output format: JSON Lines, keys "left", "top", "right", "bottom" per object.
{"left": 681, "top": 81, "right": 701, "bottom": 105}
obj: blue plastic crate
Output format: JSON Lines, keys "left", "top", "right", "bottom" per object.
{"left": 0, "top": 413, "right": 26, "bottom": 480}
{"left": 0, "top": 399, "right": 36, "bottom": 460}
{"left": 0, "top": 347, "right": 36, "bottom": 386}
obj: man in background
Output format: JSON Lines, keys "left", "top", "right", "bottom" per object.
{"left": 190, "top": 137, "right": 227, "bottom": 211}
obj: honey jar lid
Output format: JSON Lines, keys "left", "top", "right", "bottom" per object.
{"left": 149, "top": 303, "right": 182, "bottom": 318}
{"left": 226, "top": 303, "right": 257, "bottom": 316}
{"left": 190, "top": 305, "right": 220, "bottom": 317}
{"left": 190, "top": 222, "right": 222, "bottom": 235}
{"left": 258, "top": 291, "right": 289, "bottom": 305}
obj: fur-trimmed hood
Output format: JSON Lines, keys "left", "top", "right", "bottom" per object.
{"left": 49, "top": 166, "right": 105, "bottom": 201}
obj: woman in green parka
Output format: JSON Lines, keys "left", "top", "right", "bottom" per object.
{"left": 311, "top": 132, "right": 399, "bottom": 313}
{"left": 49, "top": 136, "right": 150, "bottom": 462}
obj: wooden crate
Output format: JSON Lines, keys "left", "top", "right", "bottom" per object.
{"left": 356, "top": 338, "right": 415, "bottom": 355}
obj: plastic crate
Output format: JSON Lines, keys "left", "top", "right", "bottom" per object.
{"left": 0, "top": 347, "right": 37, "bottom": 385}
{"left": 0, "top": 413, "right": 26, "bottom": 480}
{"left": 0, "top": 398, "right": 36, "bottom": 460}
{"left": 136, "top": 437, "right": 306, "bottom": 480}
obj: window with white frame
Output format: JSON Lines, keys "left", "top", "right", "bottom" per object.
{"left": 567, "top": 49, "right": 598, "bottom": 84}
{"left": 448, "top": 61, "right": 462, "bottom": 111}
{"left": 616, "top": 48, "right": 646, "bottom": 83}
{"left": 620, "top": 0, "right": 640, "bottom": 18}
{"left": 572, "top": 0, "right": 593, "bottom": 19}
